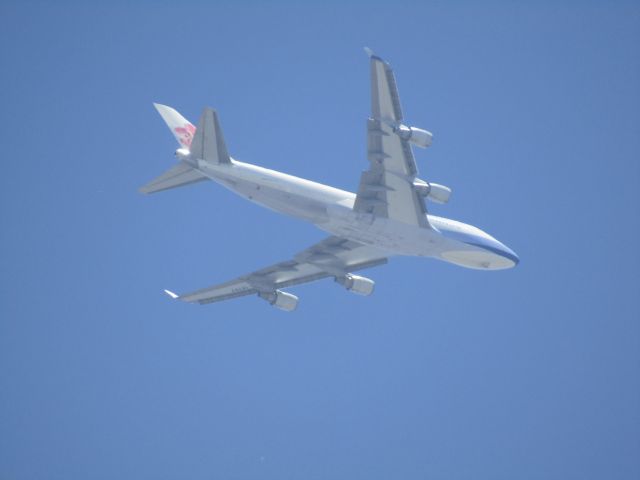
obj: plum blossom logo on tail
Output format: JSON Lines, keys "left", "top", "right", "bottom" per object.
{"left": 174, "top": 124, "right": 196, "bottom": 147}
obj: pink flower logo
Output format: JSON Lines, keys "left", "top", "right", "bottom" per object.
{"left": 174, "top": 123, "right": 196, "bottom": 147}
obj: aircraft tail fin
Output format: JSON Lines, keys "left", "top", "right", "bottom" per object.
{"left": 154, "top": 103, "right": 196, "bottom": 148}
{"left": 141, "top": 105, "right": 231, "bottom": 194}
{"left": 139, "top": 162, "right": 209, "bottom": 195}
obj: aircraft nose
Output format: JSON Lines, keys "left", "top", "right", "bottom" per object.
{"left": 498, "top": 242, "right": 519, "bottom": 266}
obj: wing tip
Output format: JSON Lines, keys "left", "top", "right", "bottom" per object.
{"left": 364, "top": 46, "right": 385, "bottom": 63}
{"left": 164, "top": 289, "right": 179, "bottom": 299}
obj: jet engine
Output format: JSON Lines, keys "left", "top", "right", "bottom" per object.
{"left": 413, "top": 179, "right": 452, "bottom": 204}
{"left": 394, "top": 124, "right": 433, "bottom": 148}
{"left": 260, "top": 290, "right": 299, "bottom": 311}
{"left": 337, "top": 274, "right": 375, "bottom": 296}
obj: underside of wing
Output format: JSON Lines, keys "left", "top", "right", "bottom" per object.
{"left": 354, "top": 51, "right": 432, "bottom": 228}
{"left": 167, "top": 236, "right": 388, "bottom": 310}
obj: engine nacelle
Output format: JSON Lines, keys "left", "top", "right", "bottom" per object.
{"left": 427, "top": 183, "right": 452, "bottom": 204}
{"left": 395, "top": 124, "right": 433, "bottom": 148}
{"left": 337, "top": 274, "right": 375, "bottom": 296}
{"left": 261, "top": 290, "right": 299, "bottom": 311}
{"left": 413, "top": 179, "right": 452, "bottom": 204}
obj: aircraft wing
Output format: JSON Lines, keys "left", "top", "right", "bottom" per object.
{"left": 166, "top": 236, "right": 388, "bottom": 306}
{"left": 354, "top": 51, "right": 431, "bottom": 228}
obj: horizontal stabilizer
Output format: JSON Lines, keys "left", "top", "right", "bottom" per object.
{"left": 139, "top": 162, "right": 209, "bottom": 194}
{"left": 190, "top": 107, "right": 231, "bottom": 165}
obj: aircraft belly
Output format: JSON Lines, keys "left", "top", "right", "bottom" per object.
{"left": 439, "top": 247, "right": 515, "bottom": 270}
{"left": 322, "top": 205, "right": 441, "bottom": 257}
{"left": 212, "top": 174, "right": 329, "bottom": 222}
{"left": 201, "top": 164, "right": 498, "bottom": 263}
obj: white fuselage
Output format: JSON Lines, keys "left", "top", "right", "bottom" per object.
{"left": 195, "top": 159, "right": 518, "bottom": 270}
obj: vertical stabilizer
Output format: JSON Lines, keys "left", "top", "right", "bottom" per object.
{"left": 154, "top": 103, "right": 196, "bottom": 148}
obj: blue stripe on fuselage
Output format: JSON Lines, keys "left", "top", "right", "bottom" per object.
{"left": 437, "top": 227, "right": 519, "bottom": 265}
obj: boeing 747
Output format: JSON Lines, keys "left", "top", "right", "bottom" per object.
{"left": 141, "top": 50, "right": 518, "bottom": 311}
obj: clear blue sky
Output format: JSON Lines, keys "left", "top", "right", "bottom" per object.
{"left": 1, "top": 1, "right": 639, "bottom": 479}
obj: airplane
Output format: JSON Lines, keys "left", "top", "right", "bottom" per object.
{"left": 140, "top": 49, "right": 519, "bottom": 311}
